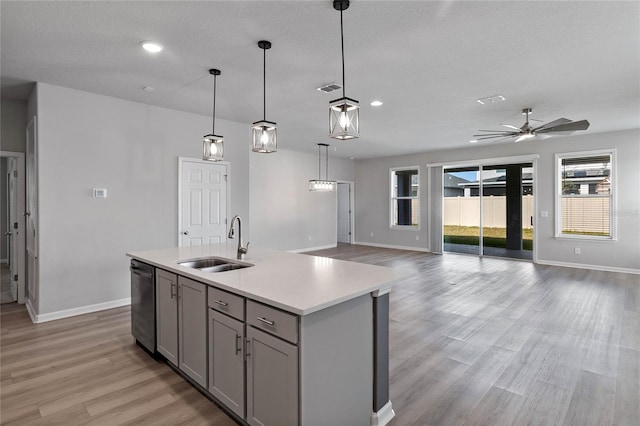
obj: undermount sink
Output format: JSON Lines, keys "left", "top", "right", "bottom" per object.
{"left": 177, "top": 257, "right": 253, "bottom": 273}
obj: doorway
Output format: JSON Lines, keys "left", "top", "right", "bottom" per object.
{"left": 1, "top": 151, "right": 26, "bottom": 304}
{"left": 336, "top": 182, "right": 354, "bottom": 244}
{"left": 443, "top": 162, "right": 534, "bottom": 260}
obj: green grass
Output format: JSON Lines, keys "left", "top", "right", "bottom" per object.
{"left": 444, "top": 226, "right": 533, "bottom": 250}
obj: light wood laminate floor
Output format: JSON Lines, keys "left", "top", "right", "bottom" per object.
{"left": 1, "top": 245, "right": 639, "bottom": 425}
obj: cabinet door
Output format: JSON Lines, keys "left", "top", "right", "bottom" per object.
{"left": 209, "top": 310, "right": 245, "bottom": 418}
{"left": 178, "top": 277, "right": 207, "bottom": 388}
{"left": 246, "top": 327, "right": 298, "bottom": 426}
{"left": 156, "top": 269, "right": 178, "bottom": 365}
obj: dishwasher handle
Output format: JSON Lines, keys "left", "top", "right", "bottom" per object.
{"left": 130, "top": 266, "right": 153, "bottom": 279}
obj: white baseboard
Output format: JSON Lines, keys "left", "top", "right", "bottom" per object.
{"left": 289, "top": 244, "right": 337, "bottom": 254}
{"left": 536, "top": 259, "right": 640, "bottom": 275}
{"left": 354, "top": 241, "right": 431, "bottom": 253}
{"left": 25, "top": 297, "right": 37, "bottom": 323}
{"left": 370, "top": 401, "right": 395, "bottom": 426}
{"left": 28, "top": 297, "right": 131, "bottom": 323}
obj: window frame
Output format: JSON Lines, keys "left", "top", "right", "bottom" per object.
{"left": 555, "top": 149, "right": 616, "bottom": 241}
{"left": 389, "top": 166, "right": 420, "bottom": 230}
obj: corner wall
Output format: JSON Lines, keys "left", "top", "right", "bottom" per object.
{"left": 250, "top": 148, "right": 354, "bottom": 251}
{"left": 354, "top": 129, "right": 640, "bottom": 272}
{"left": 34, "top": 83, "right": 250, "bottom": 317}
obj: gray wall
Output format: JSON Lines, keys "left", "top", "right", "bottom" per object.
{"left": 31, "top": 82, "right": 351, "bottom": 316}
{"left": 34, "top": 82, "right": 250, "bottom": 315}
{"left": 1, "top": 98, "right": 28, "bottom": 262}
{"left": 250, "top": 147, "right": 354, "bottom": 251}
{"left": 355, "top": 129, "right": 640, "bottom": 271}
{"left": 1, "top": 98, "right": 28, "bottom": 153}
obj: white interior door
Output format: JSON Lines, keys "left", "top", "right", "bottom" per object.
{"left": 26, "top": 117, "right": 38, "bottom": 303}
{"left": 337, "top": 183, "right": 351, "bottom": 244}
{"left": 179, "top": 159, "right": 228, "bottom": 246}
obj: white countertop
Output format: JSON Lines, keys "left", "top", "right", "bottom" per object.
{"left": 127, "top": 243, "right": 413, "bottom": 315}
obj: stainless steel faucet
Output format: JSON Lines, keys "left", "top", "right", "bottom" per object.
{"left": 228, "top": 215, "right": 249, "bottom": 260}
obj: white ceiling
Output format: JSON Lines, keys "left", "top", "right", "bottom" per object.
{"left": 1, "top": 1, "right": 638, "bottom": 159}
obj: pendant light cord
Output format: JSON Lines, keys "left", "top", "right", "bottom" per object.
{"left": 263, "top": 47, "right": 267, "bottom": 121}
{"left": 325, "top": 145, "right": 330, "bottom": 180}
{"left": 318, "top": 145, "right": 322, "bottom": 180}
{"left": 212, "top": 74, "right": 217, "bottom": 135}
{"left": 340, "top": 8, "right": 346, "bottom": 99}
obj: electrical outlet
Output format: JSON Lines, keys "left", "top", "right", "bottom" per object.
{"left": 415, "top": 235, "right": 419, "bottom": 241}
{"left": 540, "top": 211, "right": 548, "bottom": 218}
{"left": 574, "top": 247, "right": 581, "bottom": 255}
{"left": 370, "top": 232, "right": 374, "bottom": 237}
{"left": 308, "top": 235, "right": 312, "bottom": 241}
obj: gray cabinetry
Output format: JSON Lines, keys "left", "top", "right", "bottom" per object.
{"left": 246, "top": 305, "right": 299, "bottom": 426}
{"left": 178, "top": 276, "right": 207, "bottom": 388}
{"left": 155, "top": 269, "right": 178, "bottom": 365}
{"left": 209, "top": 309, "right": 245, "bottom": 418}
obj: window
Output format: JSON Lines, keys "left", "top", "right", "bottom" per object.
{"left": 390, "top": 167, "right": 419, "bottom": 229}
{"left": 556, "top": 150, "right": 614, "bottom": 239}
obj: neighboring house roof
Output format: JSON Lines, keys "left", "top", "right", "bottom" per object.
{"left": 444, "top": 174, "right": 470, "bottom": 189}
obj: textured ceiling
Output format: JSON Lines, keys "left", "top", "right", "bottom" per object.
{"left": 1, "top": 1, "right": 639, "bottom": 159}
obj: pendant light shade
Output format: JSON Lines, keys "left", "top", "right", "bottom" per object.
{"left": 203, "top": 69, "right": 224, "bottom": 161}
{"left": 252, "top": 40, "right": 277, "bottom": 153}
{"left": 309, "top": 143, "right": 337, "bottom": 192}
{"left": 329, "top": 0, "right": 359, "bottom": 140}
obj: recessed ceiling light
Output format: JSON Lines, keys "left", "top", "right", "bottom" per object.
{"left": 476, "top": 95, "right": 505, "bottom": 105}
{"left": 140, "top": 41, "right": 163, "bottom": 53}
{"left": 469, "top": 139, "right": 478, "bottom": 143}
{"left": 370, "top": 100, "right": 383, "bottom": 107}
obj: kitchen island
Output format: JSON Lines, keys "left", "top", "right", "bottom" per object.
{"left": 127, "top": 243, "right": 411, "bottom": 426}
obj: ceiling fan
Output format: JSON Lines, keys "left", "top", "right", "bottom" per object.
{"left": 474, "top": 108, "right": 590, "bottom": 143}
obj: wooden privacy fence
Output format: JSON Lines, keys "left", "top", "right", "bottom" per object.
{"left": 444, "top": 196, "right": 534, "bottom": 229}
{"left": 444, "top": 195, "right": 611, "bottom": 234}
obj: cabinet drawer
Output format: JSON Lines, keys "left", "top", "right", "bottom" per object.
{"left": 247, "top": 300, "right": 298, "bottom": 345}
{"left": 208, "top": 287, "right": 244, "bottom": 321}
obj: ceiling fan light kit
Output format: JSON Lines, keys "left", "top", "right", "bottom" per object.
{"left": 473, "top": 107, "right": 590, "bottom": 144}
{"left": 329, "top": 0, "right": 360, "bottom": 140}
{"left": 252, "top": 40, "right": 277, "bottom": 153}
{"left": 203, "top": 69, "right": 225, "bottom": 162}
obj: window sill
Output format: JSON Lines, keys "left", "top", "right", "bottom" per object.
{"left": 554, "top": 234, "right": 617, "bottom": 243}
{"left": 390, "top": 225, "right": 420, "bottom": 231}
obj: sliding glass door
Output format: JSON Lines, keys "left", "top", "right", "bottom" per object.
{"left": 443, "top": 167, "right": 480, "bottom": 255}
{"left": 443, "top": 163, "right": 533, "bottom": 260}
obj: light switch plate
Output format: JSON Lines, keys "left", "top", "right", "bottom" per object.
{"left": 93, "top": 188, "right": 107, "bottom": 198}
{"left": 540, "top": 211, "right": 548, "bottom": 218}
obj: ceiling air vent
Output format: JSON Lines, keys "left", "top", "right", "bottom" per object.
{"left": 317, "top": 82, "right": 342, "bottom": 93}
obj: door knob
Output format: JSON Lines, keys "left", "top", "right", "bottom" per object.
{"left": 182, "top": 230, "right": 189, "bottom": 235}
{"left": 4, "top": 232, "right": 11, "bottom": 236}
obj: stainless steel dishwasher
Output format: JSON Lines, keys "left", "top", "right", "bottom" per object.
{"left": 130, "top": 259, "right": 156, "bottom": 354}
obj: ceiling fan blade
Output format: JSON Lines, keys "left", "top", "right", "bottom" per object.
{"left": 476, "top": 134, "right": 516, "bottom": 140}
{"left": 499, "top": 124, "right": 520, "bottom": 130}
{"left": 532, "top": 118, "right": 572, "bottom": 131}
{"left": 477, "top": 129, "right": 513, "bottom": 133}
{"left": 537, "top": 119, "right": 590, "bottom": 134}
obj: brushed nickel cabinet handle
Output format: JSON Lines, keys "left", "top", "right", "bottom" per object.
{"left": 256, "top": 317, "right": 275, "bottom": 326}
{"left": 214, "top": 300, "right": 229, "bottom": 307}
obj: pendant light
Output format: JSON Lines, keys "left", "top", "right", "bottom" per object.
{"left": 329, "top": 0, "right": 359, "bottom": 140}
{"left": 203, "top": 69, "right": 224, "bottom": 161}
{"left": 309, "top": 143, "right": 337, "bottom": 192}
{"left": 252, "top": 40, "right": 277, "bottom": 153}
